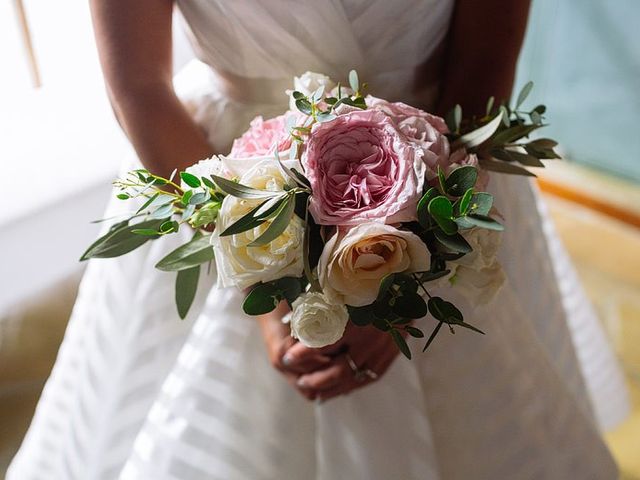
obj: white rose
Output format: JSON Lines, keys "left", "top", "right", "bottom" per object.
{"left": 211, "top": 160, "right": 304, "bottom": 289}
{"left": 319, "top": 223, "right": 430, "bottom": 307}
{"left": 289, "top": 292, "right": 349, "bottom": 348}
{"left": 288, "top": 71, "right": 336, "bottom": 110}
{"left": 181, "top": 156, "right": 227, "bottom": 190}
{"left": 449, "top": 228, "right": 505, "bottom": 305}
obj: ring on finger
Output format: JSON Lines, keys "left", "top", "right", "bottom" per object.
{"left": 345, "top": 353, "right": 378, "bottom": 383}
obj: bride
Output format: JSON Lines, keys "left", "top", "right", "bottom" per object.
{"left": 8, "top": 0, "right": 628, "bottom": 479}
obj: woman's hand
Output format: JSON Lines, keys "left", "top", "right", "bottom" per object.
{"left": 282, "top": 323, "right": 404, "bottom": 402}
{"left": 257, "top": 301, "right": 333, "bottom": 401}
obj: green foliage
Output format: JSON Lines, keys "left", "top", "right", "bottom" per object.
{"left": 242, "top": 277, "right": 306, "bottom": 315}
{"left": 175, "top": 265, "right": 200, "bottom": 319}
{"left": 80, "top": 218, "right": 167, "bottom": 260}
{"left": 155, "top": 232, "right": 214, "bottom": 272}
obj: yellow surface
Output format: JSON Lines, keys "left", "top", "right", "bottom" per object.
{"left": 544, "top": 192, "right": 640, "bottom": 480}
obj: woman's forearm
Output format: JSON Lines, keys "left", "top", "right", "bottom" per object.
{"left": 110, "top": 85, "right": 214, "bottom": 177}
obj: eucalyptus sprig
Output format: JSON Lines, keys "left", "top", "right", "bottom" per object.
{"left": 447, "top": 82, "right": 561, "bottom": 177}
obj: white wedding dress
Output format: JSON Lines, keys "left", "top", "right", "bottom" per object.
{"left": 8, "top": 1, "right": 630, "bottom": 479}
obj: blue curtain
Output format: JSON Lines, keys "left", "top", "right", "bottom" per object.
{"left": 515, "top": 0, "right": 640, "bottom": 182}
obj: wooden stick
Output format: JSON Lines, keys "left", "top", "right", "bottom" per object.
{"left": 13, "top": 0, "right": 41, "bottom": 88}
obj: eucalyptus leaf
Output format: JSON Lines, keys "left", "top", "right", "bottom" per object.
{"left": 248, "top": 196, "right": 295, "bottom": 247}
{"left": 390, "top": 329, "right": 411, "bottom": 359}
{"left": 243, "top": 283, "right": 280, "bottom": 315}
{"left": 468, "top": 192, "right": 493, "bottom": 216}
{"left": 175, "top": 266, "right": 200, "bottom": 319}
{"left": 480, "top": 158, "right": 536, "bottom": 177}
{"left": 295, "top": 98, "right": 313, "bottom": 115}
{"left": 516, "top": 81, "right": 534, "bottom": 108}
{"left": 434, "top": 230, "right": 472, "bottom": 253}
{"left": 377, "top": 273, "right": 396, "bottom": 301}
{"left": 149, "top": 203, "right": 174, "bottom": 220}
{"left": 80, "top": 218, "right": 166, "bottom": 260}
{"left": 453, "top": 110, "right": 504, "bottom": 149}
{"left": 155, "top": 232, "right": 214, "bottom": 272}
{"left": 466, "top": 214, "right": 504, "bottom": 231}
{"left": 445, "top": 166, "right": 478, "bottom": 196}
{"left": 136, "top": 192, "right": 159, "bottom": 214}
{"left": 221, "top": 195, "right": 286, "bottom": 237}
{"left": 428, "top": 196, "right": 457, "bottom": 235}
{"left": 392, "top": 293, "right": 428, "bottom": 319}
{"left": 347, "top": 305, "right": 373, "bottom": 326}
{"left": 211, "top": 174, "right": 281, "bottom": 199}
{"left": 405, "top": 326, "right": 425, "bottom": 338}
{"left": 348, "top": 69, "right": 359, "bottom": 93}
{"left": 457, "top": 188, "right": 474, "bottom": 215}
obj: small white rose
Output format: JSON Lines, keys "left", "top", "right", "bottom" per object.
{"left": 211, "top": 159, "right": 304, "bottom": 289}
{"left": 449, "top": 228, "right": 505, "bottom": 305}
{"left": 290, "top": 292, "right": 349, "bottom": 348}
{"left": 181, "top": 156, "right": 226, "bottom": 190}
{"left": 319, "top": 223, "right": 430, "bottom": 307}
{"left": 289, "top": 72, "right": 336, "bottom": 110}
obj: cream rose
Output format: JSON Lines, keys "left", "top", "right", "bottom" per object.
{"left": 181, "top": 156, "right": 227, "bottom": 190}
{"left": 318, "top": 223, "right": 430, "bottom": 307}
{"left": 211, "top": 160, "right": 304, "bottom": 289}
{"left": 289, "top": 71, "right": 336, "bottom": 110}
{"left": 449, "top": 228, "right": 505, "bottom": 305}
{"left": 289, "top": 292, "right": 349, "bottom": 347}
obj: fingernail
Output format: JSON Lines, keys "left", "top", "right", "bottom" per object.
{"left": 282, "top": 353, "right": 294, "bottom": 366}
{"left": 296, "top": 377, "right": 308, "bottom": 388}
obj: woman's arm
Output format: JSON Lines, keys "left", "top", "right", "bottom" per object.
{"left": 435, "top": 0, "right": 531, "bottom": 116}
{"left": 90, "top": 0, "right": 213, "bottom": 177}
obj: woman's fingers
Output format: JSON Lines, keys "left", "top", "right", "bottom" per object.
{"left": 296, "top": 358, "right": 347, "bottom": 391}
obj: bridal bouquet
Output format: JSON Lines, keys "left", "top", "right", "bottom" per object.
{"left": 81, "top": 71, "right": 560, "bottom": 358}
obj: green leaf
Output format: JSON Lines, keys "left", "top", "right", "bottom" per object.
{"left": 456, "top": 188, "right": 474, "bottom": 216}
{"left": 136, "top": 192, "right": 159, "bottom": 214}
{"left": 347, "top": 305, "right": 373, "bottom": 326}
{"left": 479, "top": 158, "right": 536, "bottom": 177}
{"left": 242, "top": 283, "right": 280, "bottom": 315}
{"left": 490, "top": 124, "right": 540, "bottom": 146}
{"left": 201, "top": 176, "right": 216, "bottom": 189}
{"left": 117, "top": 193, "right": 129, "bottom": 200}
{"left": 392, "top": 293, "right": 428, "bottom": 319}
{"left": 211, "top": 174, "right": 281, "bottom": 200}
{"left": 417, "top": 187, "right": 438, "bottom": 228}
{"left": 445, "top": 166, "right": 478, "bottom": 196}
{"left": 80, "top": 218, "right": 166, "bottom": 260}
{"left": 434, "top": 230, "right": 472, "bottom": 253}
{"left": 466, "top": 214, "right": 504, "bottom": 231}
{"left": 428, "top": 196, "right": 457, "bottom": 235}
{"left": 423, "top": 321, "right": 444, "bottom": 352}
{"left": 427, "top": 296, "right": 463, "bottom": 324}
{"left": 377, "top": 273, "right": 396, "bottom": 301}
{"left": 390, "top": 329, "right": 412, "bottom": 359}
{"left": 189, "top": 191, "right": 211, "bottom": 205}
{"left": 181, "top": 190, "right": 194, "bottom": 205}
{"left": 349, "top": 69, "right": 359, "bottom": 93}
{"left": 274, "top": 277, "right": 305, "bottom": 307}
{"left": 295, "top": 98, "right": 313, "bottom": 115}
{"left": 405, "top": 326, "right": 425, "bottom": 338}
{"left": 221, "top": 195, "right": 286, "bottom": 237}
{"left": 292, "top": 91, "right": 305, "bottom": 100}
{"left": 515, "top": 81, "right": 534, "bottom": 108}
{"left": 180, "top": 172, "right": 201, "bottom": 188}
{"left": 417, "top": 270, "right": 451, "bottom": 283}
{"left": 491, "top": 148, "right": 545, "bottom": 167}
{"left": 248, "top": 196, "right": 295, "bottom": 247}
{"left": 131, "top": 228, "right": 160, "bottom": 236}
{"left": 155, "top": 232, "right": 214, "bottom": 272}
{"left": 468, "top": 192, "right": 493, "bottom": 216}
{"left": 149, "top": 203, "right": 174, "bottom": 220}
{"left": 453, "top": 110, "right": 504, "bottom": 149}
{"left": 175, "top": 266, "right": 200, "bottom": 319}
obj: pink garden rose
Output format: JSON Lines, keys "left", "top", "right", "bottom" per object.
{"left": 368, "top": 97, "right": 451, "bottom": 178}
{"left": 302, "top": 109, "right": 425, "bottom": 225}
{"left": 229, "top": 114, "right": 294, "bottom": 158}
